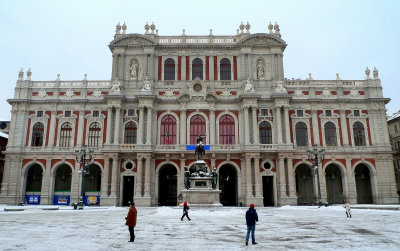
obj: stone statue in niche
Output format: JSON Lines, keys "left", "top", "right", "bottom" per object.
{"left": 141, "top": 76, "right": 151, "bottom": 93}
{"left": 129, "top": 61, "right": 139, "bottom": 79}
{"left": 244, "top": 78, "right": 255, "bottom": 93}
{"left": 110, "top": 79, "right": 121, "bottom": 93}
{"left": 257, "top": 61, "right": 265, "bottom": 79}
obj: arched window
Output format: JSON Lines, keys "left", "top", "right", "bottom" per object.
{"left": 59, "top": 122, "right": 72, "bottom": 147}
{"left": 31, "top": 122, "right": 44, "bottom": 147}
{"left": 353, "top": 122, "right": 366, "bottom": 146}
{"left": 219, "top": 114, "right": 235, "bottom": 145}
{"left": 220, "top": 58, "right": 231, "bottom": 80}
{"left": 124, "top": 121, "right": 137, "bottom": 144}
{"left": 160, "top": 115, "right": 177, "bottom": 145}
{"left": 192, "top": 58, "right": 203, "bottom": 80}
{"left": 259, "top": 121, "right": 272, "bottom": 144}
{"left": 324, "top": 122, "right": 337, "bottom": 146}
{"left": 88, "top": 122, "right": 101, "bottom": 147}
{"left": 295, "top": 122, "right": 308, "bottom": 146}
{"left": 164, "top": 58, "right": 175, "bottom": 80}
{"left": 190, "top": 114, "right": 206, "bottom": 144}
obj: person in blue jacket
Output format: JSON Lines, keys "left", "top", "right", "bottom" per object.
{"left": 245, "top": 204, "right": 258, "bottom": 245}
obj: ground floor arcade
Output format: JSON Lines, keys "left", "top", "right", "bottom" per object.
{"left": 0, "top": 152, "right": 398, "bottom": 206}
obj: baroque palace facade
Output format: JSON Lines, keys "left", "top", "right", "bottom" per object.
{"left": 0, "top": 22, "right": 398, "bottom": 207}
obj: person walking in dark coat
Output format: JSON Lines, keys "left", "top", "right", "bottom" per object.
{"left": 125, "top": 202, "right": 137, "bottom": 242}
{"left": 181, "top": 201, "right": 191, "bottom": 221}
{"left": 245, "top": 204, "right": 258, "bottom": 245}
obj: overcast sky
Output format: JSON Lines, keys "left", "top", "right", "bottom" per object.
{"left": 0, "top": 0, "right": 399, "bottom": 121}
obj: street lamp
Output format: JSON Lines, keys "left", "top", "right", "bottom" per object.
{"left": 75, "top": 146, "right": 94, "bottom": 209}
{"left": 306, "top": 144, "right": 325, "bottom": 207}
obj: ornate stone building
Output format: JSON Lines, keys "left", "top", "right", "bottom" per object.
{"left": 387, "top": 111, "right": 400, "bottom": 196}
{"left": 0, "top": 22, "right": 398, "bottom": 206}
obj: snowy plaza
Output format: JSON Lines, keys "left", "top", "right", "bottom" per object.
{"left": 1, "top": 205, "right": 399, "bottom": 250}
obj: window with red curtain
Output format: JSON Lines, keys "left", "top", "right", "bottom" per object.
{"left": 259, "top": 121, "right": 272, "bottom": 144}
{"left": 160, "top": 114, "right": 177, "bottom": 145}
{"left": 124, "top": 121, "right": 137, "bottom": 144}
{"left": 190, "top": 114, "right": 206, "bottom": 144}
{"left": 219, "top": 114, "right": 235, "bottom": 144}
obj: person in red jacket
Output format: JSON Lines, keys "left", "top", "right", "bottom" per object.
{"left": 181, "top": 201, "right": 191, "bottom": 221}
{"left": 125, "top": 202, "right": 137, "bottom": 242}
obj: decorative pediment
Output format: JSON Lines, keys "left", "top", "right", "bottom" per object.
{"left": 237, "top": 34, "right": 287, "bottom": 49}
{"left": 109, "top": 34, "right": 157, "bottom": 47}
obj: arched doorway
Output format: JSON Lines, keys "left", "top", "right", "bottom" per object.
{"left": 354, "top": 164, "right": 373, "bottom": 204}
{"left": 53, "top": 164, "right": 72, "bottom": 205}
{"left": 83, "top": 164, "right": 102, "bottom": 205}
{"left": 325, "top": 164, "right": 344, "bottom": 204}
{"left": 295, "top": 164, "right": 315, "bottom": 205}
{"left": 158, "top": 164, "right": 177, "bottom": 206}
{"left": 219, "top": 164, "right": 237, "bottom": 206}
{"left": 25, "top": 164, "right": 43, "bottom": 204}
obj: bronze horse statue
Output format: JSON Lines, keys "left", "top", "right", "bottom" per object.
{"left": 195, "top": 143, "right": 205, "bottom": 161}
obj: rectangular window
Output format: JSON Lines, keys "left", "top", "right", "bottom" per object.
{"left": 297, "top": 110, "right": 303, "bottom": 117}
{"left": 37, "top": 111, "right": 43, "bottom": 117}
{"left": 127, "top": 109, "right": 135, "bottom": 117}
{"left": 261, "top": 109, "right": 269, "bottom": 116}
{"left": 325, "top": 110, "right": 332, "bottom": 116}
{"left": 354, "top": 110, "right": 360, "bottom": 117}
{"left": 65, "top": 111, "right": 71, "bottom": 117}
{"left": 93, "top": 110, "right": 99, "bottom": 117}
{"left": 395, "top": 124, "right": 398, "bottom": 134}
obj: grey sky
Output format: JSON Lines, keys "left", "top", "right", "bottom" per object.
{"left": 0, "top": 0, "right": 399, "bottom": 121}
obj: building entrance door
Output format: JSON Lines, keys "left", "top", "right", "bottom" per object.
{"left": 262, "top": 176, "right": 274, "bottom": 206}
{"left": 122, "top": 176, "right": 135, "bottom": 206}
{"left": 219, "top": 164, "right": 237, "bottom": 206}
{"left": 158, "top": 164, "right": 177, "bottom": 206}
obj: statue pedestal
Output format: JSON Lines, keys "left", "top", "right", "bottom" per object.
{"left": 182, "top": 152, "right": 222, "bottom": 207}
{"left": 181, "top": 188, "right": 222, "bottom": 207}
{"left": 181, "top": 171, "right": 222, "bottom": 207}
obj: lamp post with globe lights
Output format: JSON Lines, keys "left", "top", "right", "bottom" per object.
{"left": 75, "top": 146, "right": 93, "bottom": 209}
{"left": 306, "top": 144, "right": 325, "bottom": 207}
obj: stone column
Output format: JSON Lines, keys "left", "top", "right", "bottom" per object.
{"left": 76, "top": 111, "right": 85, "bottom": 147}
{"left": 144, "top": 156, "right": 151, "bottom": 197}
{"left": 319, "top": 164, "right": 327, "bottom": 202}
{"left": 287, "top": 158, "right": 296, "bottom": 197}
{"left": 180, "top": 108, "right": 186, "bottom": 145}
{"left": 113, "top": 107, "right": 121, "bottom": 145}
{"left": 100, "top": 156, "right": 110, "bottom": 197}
{"left": 0, "top": 156, "right": 11, "bottom": 194}
{"left": 340, "top": 110, "right": 348, "bottom": 146}
{"left": 284, "top": 106, "right": 291, "bottom": 144}
{"left": 346, "top": 158, "right": 357, "bottom": 203}
{"left": 146, "top": 107, "right": 152, "bottom": 145}
{"left": 245, "top": 157, "right": 253, "bottom": 197}
{"left": 312, "top": 109, "right": 320, "bottom": 146}
{"left": 135, "top": 156, "right": 143, "bottom": 197}
{"left": 244, "top": 108, "right": 250, "bottom": 145}
{"left": 252, "top": 107, "right": 258, "bottom": 144}
{"left": 179, "top": 158, "right": 185, "bottom": 191}
{"left": 40, "top": 160, "right": 52, "bottom": 204}
{"left": 137, "top": 107, "right": 144, "bottom": 145}
{"left": 278, "top": 157, "right": 287, "bottom": 198}
{"left": 70, "top": 161, "right": 81, "bottom": 203}
{"left": 105, "top": 107, "right": 112, "bottom": 144}
{"left": 276, "top": 107, "right": 282, "bottom": 144}
{"left": 109, "top": 157, "right": 119, "bottom": 198}
{"left": 48, "top": 111, "right": 57, "bottom": 147}
{"left": 210, "top": 108, "right": 216, "bottom": 145}
{"left": 254, "top": 157, "right": 261, "bottom": 197}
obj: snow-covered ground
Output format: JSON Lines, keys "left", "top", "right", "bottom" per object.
{"left": 1, "top": 204, "right": 399, "bottom": 250}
